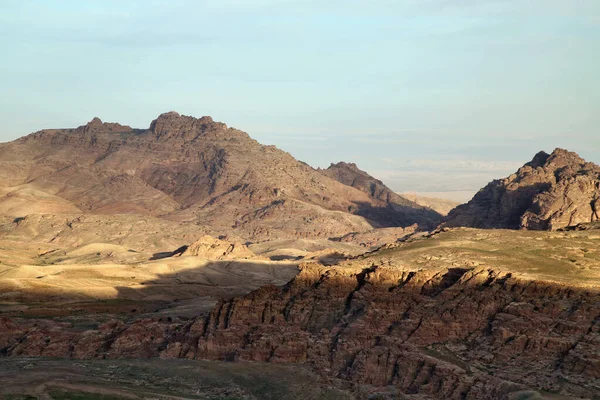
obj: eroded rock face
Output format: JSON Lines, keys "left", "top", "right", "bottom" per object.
{"left": 2, "top": 263, "right": 598, "bottom": 399}
{"left": 445, "top": 148, "right": 600, "bottom": 230}
{"left": 79, "top": 117, "right": 133, "bottom": 135}
{"left": 148, "top": 111, "right": 229, "bottom": 141}
{"left": 178, "top": 265, "right": 599, "bottom": 399}
{"left": 182, "top": 235, "right": 254, "bottom": 260}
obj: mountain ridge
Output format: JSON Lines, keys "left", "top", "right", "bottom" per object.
{"left": 0, "top": 112, "right": 440, "bottom": 240}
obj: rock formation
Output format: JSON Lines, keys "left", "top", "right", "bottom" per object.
{"left": 0, "top": 112, "right": 440, "bottom": 240}
{"left": 2, "top": 263, "right": 598, "bottom": 399}
{"left": 181, "top": 235, "right": 254, "bottom": 260}
{"left": 445, "top": 148, "right": 600, "bottom": 230}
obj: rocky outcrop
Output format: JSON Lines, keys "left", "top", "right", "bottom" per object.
{"left": 445, "top": 148, "right": 600, "bottom": 230}
{"left": 182, "top": 235, "right": 254, "bottom": 260}
{"left": 177, "top": 264, "right": 599, "bottom": 399}
{"left": 2, "top": 262, "right": 598, "bottom": 399}
{"left": 78, "top": 117, "right": 133, "bottom": 135}
{"left": 148, "top": 111, "right": 229, "bottom": 141}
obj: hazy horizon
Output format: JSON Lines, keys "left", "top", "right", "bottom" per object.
{"left": 1, "top": 1, "right": 598, "bottom": 194}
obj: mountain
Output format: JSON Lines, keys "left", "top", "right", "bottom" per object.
{"left": 444, "top": 148, "right": 600, "bottom": 230}
{"left": 319, "top": 161, "right": 442, "bottom": 228}
{"left": 0, "top": 112, "right": 439, "bottom": 240}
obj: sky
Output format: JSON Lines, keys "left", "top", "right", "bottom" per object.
{"left": 1, "top": 0, "right": 598, "bottom": 199}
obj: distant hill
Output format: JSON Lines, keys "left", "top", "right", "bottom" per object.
{"left": 319, "top": 162, "right": 442, "bottom": 228}
{"left": 444, "top": 148, "right": 600, "bottom": 230}
{"left": 399, "top": 193, "right": 461, "bottom": 216}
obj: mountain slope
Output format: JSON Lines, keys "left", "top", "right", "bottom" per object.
{"left": 0, "top": 112, "right": 439, "bottom": 240}
{"left": 444, "top": 148, "right": 600, "bottom": 230}
{"left": 319, "top": 162, "right": 442, "bottom": 228}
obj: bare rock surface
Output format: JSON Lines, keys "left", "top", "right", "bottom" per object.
{"left": 445, "top": 148, "right": 600, "bottom": 230}
{"left": 182, "top": 235, "right": 255, "bottom": 260}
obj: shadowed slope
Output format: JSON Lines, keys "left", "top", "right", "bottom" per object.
{"left": 320, "top": 161, "right": 443, "bottom": 228}
{"left": 0, "top": 358, "right": 355, "bottom": 400}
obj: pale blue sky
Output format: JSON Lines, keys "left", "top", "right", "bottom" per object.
{"left": 1, "top": 1, "right": 598, "bottom": 195}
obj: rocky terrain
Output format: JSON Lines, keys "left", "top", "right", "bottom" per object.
{"left": 445, "top": 148, "right": 600, "bottom": 230}
{"left": 333, "top": 225, "right": 418, "bottom": 247}
{"left": 0, "top": 112, "right": 441, "bottom": 241}
{"left": 2, "top": 228, "right": 599, "bottom": 399}
{"left": 1, "top": 115, "right": 599, "bottom": 400}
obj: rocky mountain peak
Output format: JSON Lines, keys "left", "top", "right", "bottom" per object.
{"left": 445, "top": 148, "right": 600, "bottom": 230}
{"left": 75, "top": 117, "right": 133, "bottom": 135}
{"left": 1, "top": 111, "right": 443, "bottom": 239}
{"left": 320, "top": 161, "right": 442, "bottom": 228}
{"left": 523, "top": 148, "right": 585, "bottom": 172}
{"left": 88, "top": 117, "right": 103, "bottom": 125}
{"left": 525, "top": 150, "right": 550, "bottom": 169}
{"left": 148, "top": 111, "right": 225, "bottom": 140}
{"left": 158, "top": 111, "right": 181, "bottom": 118}
{"left": 544, "top": 147, "right": 587, "bottom": 169}
{"left": 329, "top": 161, "right": 359, "bottom": 171}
